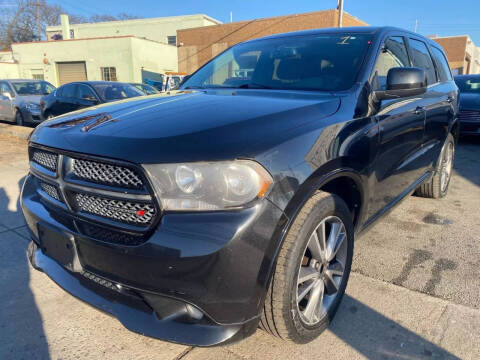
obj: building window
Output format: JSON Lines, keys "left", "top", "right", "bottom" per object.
{"left": 101, "top": 67, "right": 117, "bottom": 81}
{"left": 70, "top": 29, "right": 75, "bottom": 39}
{"left": 32, "top": 74, "right": 44, "bottom": 80}
{"left": 167, "top": 35, "right": 177, "bottom": 46}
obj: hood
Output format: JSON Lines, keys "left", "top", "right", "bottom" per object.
{"left": 459, "top": 92, "right": 480, "bottom": 110}
{"left": 30, "top": 90, "right": 340, "bottom": 163}
{"left": 15, "top": 94, "right": 43, "bottom": 106}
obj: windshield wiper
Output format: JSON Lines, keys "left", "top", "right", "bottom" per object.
{"left": 237, "top": 83, "right": 273, "bottom": 89}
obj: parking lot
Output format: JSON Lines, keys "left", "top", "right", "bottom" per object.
{"left": 0, "top": 127, "right": 479, "bottom": 360}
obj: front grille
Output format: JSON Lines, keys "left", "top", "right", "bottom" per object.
{"left": 73, "top": 192, "right": 156, "bottom": 225}
{"left": 40, "top": 181, "right": 61, "bottom": 202}
{"left": 73, "top": 158, "right": 143, "bottom": 189}
{"left": 77, "top": 222, "right": 145, "bottom": 246}
{"left": 459, "top": 110, "right": 480, "bottom": 122}
{"left": 31, "top": 150, "right": 58, "bottom": 172}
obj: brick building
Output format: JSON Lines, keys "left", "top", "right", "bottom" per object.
{"left": 177, "top": 9, "right": 368, "bottom": 74}
{"left": 430, "top": 35, "right": 480, "bottom": 75}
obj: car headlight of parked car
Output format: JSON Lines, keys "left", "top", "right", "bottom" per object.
{"left": 143, "top": 160, "right": 273, "bottom": 211}
{"left": 24, "top": 102, "right": 41, "bottom": 113}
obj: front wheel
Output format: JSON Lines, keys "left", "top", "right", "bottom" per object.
{"left": 260, "top": 191, "right": 354, "bottom": 343}
{"left": 15, "top": 109, "right": 24, "bottom": 126}
{"left": 415, "top": 133, "right": 455, "bottom": 199}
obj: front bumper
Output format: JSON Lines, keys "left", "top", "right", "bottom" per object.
{"left": 21, "top": 109, "right": 43, "bottom": 123}
{"left": 21, "top": 173, "right": 287, "bottom": 345}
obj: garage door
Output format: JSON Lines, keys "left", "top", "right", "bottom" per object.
{"left": 57, "top": 62, "right": 87, "bottom": 85}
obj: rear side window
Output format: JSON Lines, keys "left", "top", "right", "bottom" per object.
{"left": 430, "top": 46, "right": 453, "bottom": 82}
{"left": 372, "top": 36, "right": 410, "bottom": 90}
{"left": 62, "top": 84, "right": 77, "bottom": 98}
{"left": 408, "top": 39, "right": 437, "bottom": 85}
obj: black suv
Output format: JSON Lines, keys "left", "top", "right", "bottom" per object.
{"left": 21, "top": 27, "right": 458, "bottom": 346}
{"left": 41, "top": 81, "right": 144, "bottom": 119}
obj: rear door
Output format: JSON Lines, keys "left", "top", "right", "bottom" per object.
{"left": 56, "top": 83, "right": 78, "bottom": 115}
{"left": 418, "top": 43, "right": 457, "bottom": 166}
{"left": 368, "top": 35, "right": 427, "bottom": 218}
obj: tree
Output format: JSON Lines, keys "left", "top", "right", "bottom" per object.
{"left": 0, "top": 0, "right": 139, "bottom": 49}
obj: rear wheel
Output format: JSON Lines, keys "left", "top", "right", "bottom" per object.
{"left": 260, "top": 191, "right": 354, "bottom": 343}
{"left": 15, "top": 109, "right": 24, "bottom": 126}
{"left": 415, "top": 133, "right": 455, "bottom": 199}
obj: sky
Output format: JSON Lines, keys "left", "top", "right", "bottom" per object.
{"left": 50, "top": 0, "right": 480, "bottom": 44}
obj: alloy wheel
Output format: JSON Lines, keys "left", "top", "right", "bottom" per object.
{"left": 296, "top": 216, "right": 348, "bottom": 326}
{"left": 440, "top": 142, "right": 454, "bottom": 193}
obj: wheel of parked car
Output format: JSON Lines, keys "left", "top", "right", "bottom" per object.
{"left": 415, "top": 133, "right": 455, "bottom": 199}
{"left": 15, "top": 109, "right": 23, "bottom": 126}
{"left": 261, "top": 191, "right": 354, "bottom": 343}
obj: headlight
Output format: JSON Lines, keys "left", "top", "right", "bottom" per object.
{"left": 143, "top": 160, "right": 273, "bottom": 211}
{"left": 25, "top": 102, "right": 41, "bottom": 112}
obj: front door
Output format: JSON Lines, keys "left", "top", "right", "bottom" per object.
{"left": 368, "top": 36, "right": 426, "bottom": 218}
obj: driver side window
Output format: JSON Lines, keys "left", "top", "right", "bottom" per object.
{"left": 372, "top": 36, "right": 410, "bottom": 91}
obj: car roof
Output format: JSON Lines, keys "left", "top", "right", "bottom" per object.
{"left": 245, "top": 26, "right": 439, "bottom": 47}
{"left": 2, "top": 79, "right": 46, "bottom": 82}
{"left": 60, "top": 81, "right": 132, "bottom": 86}
{"left": 454, "top": 74, "right": 480, "bottom": 79}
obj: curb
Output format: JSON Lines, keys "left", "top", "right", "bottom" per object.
{"left": 0, "top": 123, "right": 32, "bottom": 141}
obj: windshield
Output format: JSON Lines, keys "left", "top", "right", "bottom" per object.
{"left": 455, "top": 76, "right": 480, "bottom": 94}
{"left": 11, "top": 81, "right": 55, "bottom": 95}
{"left": 181, "top": 33, "right": 372, "bottom": 92}
{"left": 134, "top": 84, "right": 158, "bottom": 95}
{"left": 92, "top": 83, "right": 144, "bottom": 101}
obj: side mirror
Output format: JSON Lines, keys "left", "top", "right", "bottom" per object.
{"left": 374, "top": 67, "right": 426, "bottom": 100}
{"left": 1, "top": 92, "right": 12, "bottom": 100}
{"left": 82, "top": 95, "right": 99, "bottom": 104}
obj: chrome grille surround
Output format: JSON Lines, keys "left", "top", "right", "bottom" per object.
{"left": 31, "top": 150, "right": 58, "bottom": 172}
{"left": 459, "top": 110, "right": 480, "bottom": 122}
{"left": 73, "top": 192, "right": 156, "bottom": 225}
{"left": 73, "top": 158, "right": 143, "bottom": 189}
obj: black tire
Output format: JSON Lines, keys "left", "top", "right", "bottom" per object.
{"left": 415, "top": 133, "right": 455, "bottom": 199}
{"left": 15, "top": 109, "right": 24, "bottom": 126}
{"left": 260, "top": 191, "right": 354, "bottom": 343}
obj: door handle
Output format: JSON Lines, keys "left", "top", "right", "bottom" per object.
{"left": 414, "top": 106, "right": 425, "bottom": 115}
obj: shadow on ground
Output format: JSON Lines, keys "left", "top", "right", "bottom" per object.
{"left": 329, "top": 294, "right": 459, "bottom": 360}
{"left": 0, "top": 176, "right": 50, "bottom": 359}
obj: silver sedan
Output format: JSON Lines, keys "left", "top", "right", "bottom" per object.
{"left": 0, "top": 79, "right": 56, "bottom": 126}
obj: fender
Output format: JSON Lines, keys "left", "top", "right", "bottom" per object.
{"left": 261, "top": 166, "right": 366, "bottom": 295}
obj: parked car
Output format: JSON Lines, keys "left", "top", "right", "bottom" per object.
{"left": 41, "top": 81, "right": 144, "bottom": 118}
{"left": 0, "top": 79, "right": 55, "bottom": 125}
{"left": 22, "top": 27, "right": 458, "bottom": 346}
{"left": 130, "top": 82, "right": 160, "bottom": 95}
{"left": 454, "top": 74, "right": 480, "bottom": 135}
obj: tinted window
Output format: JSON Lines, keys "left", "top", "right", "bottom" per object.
{"left": 409, "top": 39, "right": 437, "bottom": 85}
{"left": 430, "top": 46, "right": 452, "bottom": 82}
{"left": 455, "top": 76, "right": 480, "bottom": 94}
{"left": 62, "top": 84, "right": 77, "bottom": 98}
{"left": 372, "top": 36, "right": 410, "bottom": 90}
{"left": 92, "top": 83, "right": 143, "bottom": 101}
{"left": 77, "top": 85, "right": 97, "bottom": 100}
{"left": 182, "top": 34, "right": 372, "bottom": 91}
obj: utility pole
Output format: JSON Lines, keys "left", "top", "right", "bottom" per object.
{"left": 230, "top": 11, "right": 233, "bottom": 23}
{"left": 337, "top": 0, "right": 344, "bottom": 28}
{"left": 36, "top": 0, "right": 41, "bottom": 40}
{"left": 414, "top": 19, "right": 418, "bottom": 33}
